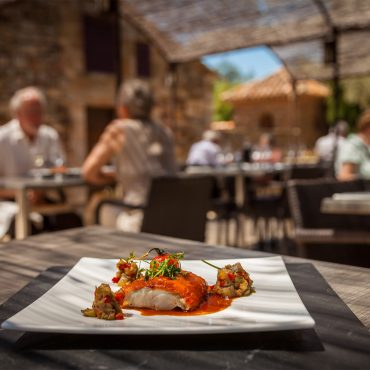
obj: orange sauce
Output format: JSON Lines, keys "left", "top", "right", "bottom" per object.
{"left": 131, "top": 294, "right": 232, "bottom": 316}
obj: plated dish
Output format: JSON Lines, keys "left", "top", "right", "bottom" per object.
{"left": 1, "top": 256, "right": 315, "bottom": 334}
{"left": 81, "top": 249, "right": 254, "bottom": 320}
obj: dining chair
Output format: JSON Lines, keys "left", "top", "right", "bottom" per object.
{"left": 287, "top": 178, "right": 370, "bottom": 267}
{"left": 238, "top": 174, "right": 287, "bottom": 250}
{"left": 209, "top": 175, "right": 240, "bottom": 246}
{"left": 285, "top": 164, "right": 328, "bottom": 180}
{"left": 96, "top": 175, "right": 214, "bottom": 242}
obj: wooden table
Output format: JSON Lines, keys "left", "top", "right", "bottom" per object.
{"left": 321, "top": 192, "right": 370, "bottom": 215}
{"left": 0, "top": 176, "right": 86, "bottom": 240}
{"left": 0, "top": 226, "right": 369, "bottom": 369}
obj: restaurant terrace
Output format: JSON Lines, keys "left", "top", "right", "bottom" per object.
{"left": 0, "top": 1, "right": 369, "bottom": 369}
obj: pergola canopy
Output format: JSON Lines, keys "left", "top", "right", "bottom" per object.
{"left": 121, "top": 0, "right": 370, "bottom": 80}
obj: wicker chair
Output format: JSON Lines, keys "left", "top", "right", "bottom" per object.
{"left": 287, "top": 178, "right": 370, "bottom": 267}
{"left": 237, "top": 173, "right": 287, "bottom": 249}
{"left": 96, "top": 175, "right": 213, "bottom": 242}
{"left": 285, "top": 164, "right": 329, "bottom": 180}
{"left": 209, "top": 175, "right": 240, "bottom": 246}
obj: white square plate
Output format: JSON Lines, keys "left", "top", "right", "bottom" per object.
{"left": 1, "top": 256, "right": 315, "bottom": 334}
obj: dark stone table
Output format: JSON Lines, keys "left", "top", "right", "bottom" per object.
{"left": 0, "top": 226, "right": 369, "bottom": 369}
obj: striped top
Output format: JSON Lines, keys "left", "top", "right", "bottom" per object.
{"left": 114, "top": 119, "right": 177, "bottom": 205}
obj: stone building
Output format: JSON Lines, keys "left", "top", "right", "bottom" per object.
{"left": 222, "top": 68, "right": 330, "bottom": 150}
{"left": 0, "top": 0, "right": 215, "bottom": 164}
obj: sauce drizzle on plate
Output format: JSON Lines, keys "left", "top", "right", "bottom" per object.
{"left": 132, "top": 294, "right": 232, "bottom": 316}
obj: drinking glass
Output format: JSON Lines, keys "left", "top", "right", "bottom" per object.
{"left": 32, "top": 153, "right": 45, "bottom": 180}
{"left": 52, "top": 154, "right": 65, "bottom": 181}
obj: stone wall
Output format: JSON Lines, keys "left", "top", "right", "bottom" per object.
{"left": 0, "top": 0, "right": 215, "bottom": 166}
{"left": 0, "top": 0, "right": 69, "bottom": 139}
{"left": 232, "top": 96, "right": 327, "bottom": 151}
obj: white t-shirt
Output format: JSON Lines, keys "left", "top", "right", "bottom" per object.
{"left": 314, "top": 133, "right": 344, "bottom": 163}
{"left": 187, "top": 140, "right": 222, "bottom": 166}
{"left": 0, "top": 119, "right": 64, "bottom": 177}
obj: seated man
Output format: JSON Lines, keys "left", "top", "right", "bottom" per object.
{"left": 0, "top": 86, "right": 65, "bottom": 237}
{"left": 187, "top": 130, "right": 222, "bottom": 166}
{"left": 315, "top": 120, "right": 349, "bottom": 164}
{"left": 0, "top": 86, "right": 64, "bottom": 181}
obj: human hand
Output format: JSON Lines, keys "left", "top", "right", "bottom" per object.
{"left": 27, "top": 190, "right": 45, "bottom": 205}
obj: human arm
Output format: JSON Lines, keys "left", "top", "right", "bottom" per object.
{"left": 82, "top": 121, "right": 124, "bottom": 185}
{"left": 337, "top": 162, "right": 359, "bottom": 181}
{"left": 336, "top": 137, "right": 363, "bottom": 181}
{"left": 0, "top": 189, "right": 16, "bottom": 200}
{"left": 0, "top": 189, "right": 45, "bottom": 204}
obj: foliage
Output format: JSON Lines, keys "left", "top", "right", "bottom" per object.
{"left": 344, "top": 76, "right": 370, "bottom": 109}
{"left": 326, "top": 82, "right": 362, "bottom": 131}
{"left": 216, "top": 61, "right": 248, "bottom": 83}
{"left": 211, "top": 61, "right": 253, "bottom": 122}
{"left": 212, "top": 79, "right": 236, "bottom": 121}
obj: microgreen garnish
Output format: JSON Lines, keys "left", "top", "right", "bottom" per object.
{"left": 201, "top": 260, "right": 221, "bottom": 270}
{"left": 116, "top": 249, "right": 185, "bottom": 281}
{"left": 144, "top": 252, "right": 184, "bottom": 280}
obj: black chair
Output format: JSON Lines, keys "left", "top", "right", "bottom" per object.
{"left": 238, "top": 173, "right": 287, "bottom": 249}
{"left": 240, "top": 163, "right": 330, "bottom": 248}
{"left": 96, "top": 175, "right": 214, "bottom": 242}
{"left": 287, "top": 178, "right": 370, "bottom": 267}
{"left": 209, "top": 175, "right": 240, "bottom": 246}
{"left": 286, "top": 164, "right": 328, "bottom": 180}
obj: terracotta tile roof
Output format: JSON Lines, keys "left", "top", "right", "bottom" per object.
{"left": 222, "top": 68, "right": 330, "bottom": 103}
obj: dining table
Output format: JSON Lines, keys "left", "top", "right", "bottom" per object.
{"left": 0, "top": 174, "right": 86, "bottom": 240}
{"left": 186, "top": 162, "right": 288, "bottom": 206}
{"left": 0, "top": 225, "right": 369, "bottom": 369}
{"left": 321, "top": 191, "right": 370, "bottom": 215}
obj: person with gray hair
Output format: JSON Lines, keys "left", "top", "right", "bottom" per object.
{"left": 83, "top": 79, "right": 177, "bottom": 231}
{"left": 314, "top": 120, "right": 349, "bottom": 164}
{"left": 0, "top": 86, "right": 65, "bottom": 238}
{"left": 0, "top": 86, "right": 64, "bottom": 195}
{"left": 116, "top": 79, "right": 153, "bottom": 120}
{"left": 187, "top": 130, "right": 222, "bottom": 166}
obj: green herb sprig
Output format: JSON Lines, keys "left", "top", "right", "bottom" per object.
{"left": 144, "top": 253, "right": 184, "bottom": 280}
{"left": 201, "top": 260, "right": 221, "bottom": 270}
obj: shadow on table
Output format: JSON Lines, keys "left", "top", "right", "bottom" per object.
{"left": 13, "top": 329, "right": 324, "bottom": 351}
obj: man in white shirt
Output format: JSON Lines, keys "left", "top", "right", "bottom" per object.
{"left": 314, "top": 121, "right": 349, "bottom": 164}
{"left": 0, "top": 86, "right": 64, "bottom": 200}
{"left": 0, "top": 87, "right": 64, "bottom": 237}
{"left": 187, "top": 130, "right": 222, "bottom": 167}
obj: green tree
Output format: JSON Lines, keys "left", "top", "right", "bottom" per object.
{"left": 212, "top": 79, "right": 235, "bottom": 121}
{"left": 326, "top": 82, "right": 362, "bottom": 130}
{"left": 344, "top": 76, "right": 370, "bottom": 109}
{"left": 211, "top": 61, "right": 252, "bottom": 121}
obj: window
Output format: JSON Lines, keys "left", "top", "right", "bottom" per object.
{"left": 84, "top": 15, "right": 117, "bottom": 73}
{"left": 136, "top": 42, "right": 151, "bottom": 78}
{"left": 258, "top": 113, "right": 275, "bottom": 130}
{"left": 86, "top": 107, "right": 115, "bottom": 152}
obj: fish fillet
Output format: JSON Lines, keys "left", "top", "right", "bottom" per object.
{"left": 121, "top": 271, "right": 207, "bottom": 311}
